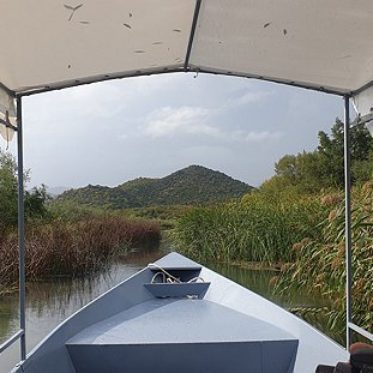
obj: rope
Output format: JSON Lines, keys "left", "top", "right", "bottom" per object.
{"left": 151, "top": 271, "right": 167, "bottom": 284}
{"left": 148, "top": 263, "right": 205, "bottom": 284}
{"left": 187, "top": 276, "right": 204, "bottom": 283}
{"left": 148, "top": 263, "right": 181, "bottom": 283}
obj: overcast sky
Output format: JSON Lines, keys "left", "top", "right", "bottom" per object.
{"left": 2, "top": 73, "right": 344, "bottom": 188}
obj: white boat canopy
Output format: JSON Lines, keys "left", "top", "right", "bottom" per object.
{"left": 0, "top": 0, "right": 373, "bottom": 97}
{"left": 2, "top": 0, "right": 373, "bottom": 139}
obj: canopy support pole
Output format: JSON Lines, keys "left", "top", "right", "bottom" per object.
{"left": 184, "top": 0, "right": 202, "bottom": 71}
{"left": 343, "top": 95, "right": 352, "bottom": 349}
{"left": 16, "top": 96, "right": 26, "bottom": 361}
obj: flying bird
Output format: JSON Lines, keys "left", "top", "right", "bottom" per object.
{"left": 64, "top": 4, "right": 83, "bottom": 21}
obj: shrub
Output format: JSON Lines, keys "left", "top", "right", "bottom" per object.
{"left": 0, "top": 216, "right": 160, "bottom": 290}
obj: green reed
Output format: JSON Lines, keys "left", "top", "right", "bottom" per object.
{"left": 275, "top": 182, "right": 373, "bottom": 339}
{"left": 172, "top": 192, "right": 326, "bottom": 264}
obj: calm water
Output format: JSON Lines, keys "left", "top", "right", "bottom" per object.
{"left": 0, "top": 249, "right": 333, "bottom": 373}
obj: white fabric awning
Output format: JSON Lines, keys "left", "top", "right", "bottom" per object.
{"left": 1, "top": 0, "right": 373, "bottom": 96}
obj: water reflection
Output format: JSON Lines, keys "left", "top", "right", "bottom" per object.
{"left": 207, "top": 262, "right": 329, "bottom": 308}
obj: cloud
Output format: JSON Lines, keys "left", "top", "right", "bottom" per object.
{"left": 235, "top": 91, "right": 273, "bottom": 106}
{"left": 142, "top": 105, "right": 282, "bottom": 143}
{"left": 143, "top": 106, "right": 220, "bottom": 138}
{"left": 231, "top": 130, "right": 283, "bottom": 142}
{"left": 224, "top": 89, "right": 274, "bottom": 109}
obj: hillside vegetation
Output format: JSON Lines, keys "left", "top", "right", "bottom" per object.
{"left": 58, "top": 165, "right": 252, "bottom": 209}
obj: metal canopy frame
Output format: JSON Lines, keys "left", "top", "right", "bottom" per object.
{"left": 3, "top": 80, "right": 371, "bottom": 370}
{"left": 0, "top": 96, "right": 26, "bottom": 362}
{"left": 344, "top": 96, "right": 353, "bottom": 348}
{"left": 1, "top": 3, "right": 373, "bottom": 366}
{"left": 343, "top": 98, "right": 373, "bottom": 346}
{"left": 11, "top": 68, "right": 352, "bottom": 99}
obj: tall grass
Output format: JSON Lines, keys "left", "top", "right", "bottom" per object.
{"left": 275, "top": 182, "right": 373, "bottom": 338}
{"left": 172, "top": 192, "right": 326, "bottom": 264}
{"left": 0, "top": 216, "right": 160, "bottom": 290}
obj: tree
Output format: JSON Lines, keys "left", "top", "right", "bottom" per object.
{"left": 0, "top": 151, "right": 18, "bottom": 227}
{"left": 0, "top": 151, "right": 49, "bottom": 232}
{"left": 273, "top": 151, "right": 325, "bottom": 192}
{"left": 263, "top": 118, "right": 373, "bottom": 193}
{"left": 274, "top": 155, "right": 298, "bottom": 181}
{"left": 318, "top": 119, "right": 373, "bottom": 186}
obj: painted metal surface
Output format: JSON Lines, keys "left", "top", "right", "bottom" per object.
{"left": 348, "top": 322, "right": 373, "bottom": 342}
{"left": 67, "top": 298, "right": 297, "bottom": 344}
{"left": 0, "top": 330, "right": 24, "bottom": 354}
{"left": 12, "top": 253, "right": 348, "bottom": 373}
{"left": 151, "top": 253, "right": 202, "bottom": 270}
{"left": 344, "top": 96, "right": 353, "bottom": 348}
{"left": 16, "top": 97, "right": 26, "bottom": 362}
{"left": 144, "top": 282, "right": 210, "bottom": 298}
{"left": 68, "top": 341, "right": 297, "bottom": 373}
{"left": 200, "top": 266, "right": 349, "bottom": 372}
{"left": 12, "top": 267, "right": 155, "bottom": 373}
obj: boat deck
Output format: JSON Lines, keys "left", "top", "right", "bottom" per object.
{"left": 67, "top": 298, "right": 297, "bottom": 344}
{"left": 66, "top": 296, "right": 298, "bottom": 373}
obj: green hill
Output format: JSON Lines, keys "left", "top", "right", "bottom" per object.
{"left": 58, "top": 165, "right": 253, "bottom": 209}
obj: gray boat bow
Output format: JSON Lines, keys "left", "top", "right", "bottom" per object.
{"left": 12, "top": 253, "right": 347, "bottom": 373}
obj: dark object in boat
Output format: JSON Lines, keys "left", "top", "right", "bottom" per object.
{"left": 316, "top": 345, "right": 373, "bottom": 373}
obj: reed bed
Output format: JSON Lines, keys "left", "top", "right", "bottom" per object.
{"left": 0, "top": 216, "right": 160, "bottom": 290}
{"left": 275, "top": 182, "right": 373, "bottom": 338}
{"left": 172, "top": 192, "right": 326, "bottom": 264}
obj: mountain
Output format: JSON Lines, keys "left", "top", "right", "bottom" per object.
{"left": 58, "top": 165, "right": 253, "bottom": 209}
